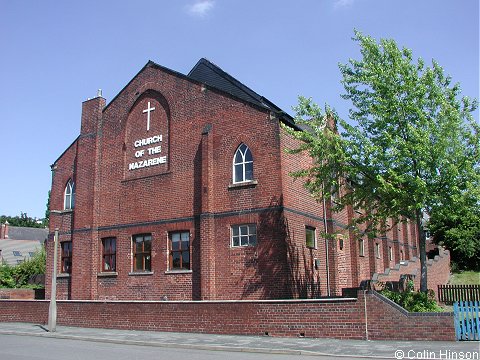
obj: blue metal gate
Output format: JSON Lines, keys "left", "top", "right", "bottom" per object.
{"left": 453, "top": 301, "right": 479, "bottom": 341}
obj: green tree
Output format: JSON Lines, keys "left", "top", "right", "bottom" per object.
{"left": 287, "top": 31, "right": 479, "bottom": 292}
{"left": 428, "top": 185, "right": 480, "bottom": 271}
{"left": 0, "top": 213, "right": 43, "bottom": 228}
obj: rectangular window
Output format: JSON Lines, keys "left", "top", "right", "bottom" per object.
{"left": 102, "top": 237, "right": 116, "bottom": 272}
{"left": 375, "top": 243, "right": 380, "bottom": 258}
{"left": 388, "top": 246, "right": 393, "bottom": 261}
{"left": 305, "top": 226, "right": 316, "bottom": 249}
{"left": 61, "top": 241, "right": 72, "bottom": 273}
{"left": 231, "top": 224, "right": 257, "bottom": 247}
{"left": 359, "top": 239, "right": 365, "bottom": 257}
{"left": 132, "top": 234, "right": 151, "bottom": 272}
{"left": 169, "top": 231, "right": 190, "bottom": 270}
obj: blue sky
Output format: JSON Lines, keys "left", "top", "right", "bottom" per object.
{"left": 0, "top": 0, "right": 478, "bottom": 219}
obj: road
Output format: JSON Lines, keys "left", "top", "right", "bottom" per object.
{"left": 0, "top": 334, "right": 391, "bottom": 360}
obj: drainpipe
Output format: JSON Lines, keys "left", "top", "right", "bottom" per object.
{"left": 323, "top": 194, "right": 331, "bottom": 297}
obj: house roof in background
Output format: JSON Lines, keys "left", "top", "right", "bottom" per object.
{"left": 5, "top": 226, "right": 48, "bottom": 243}
{"left": 0, "top": 239, "right": 42, "bottom": 266}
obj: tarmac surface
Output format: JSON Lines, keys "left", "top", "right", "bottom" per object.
{"left": 0, "top": 322, "right": 478, "bottom": 359}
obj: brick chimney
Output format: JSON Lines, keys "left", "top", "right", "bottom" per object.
{"left": 81, "top": 90, "right": 106, "bottom": 135}
{"left": 1, "top": 221, "right": 9, "bottom": 239}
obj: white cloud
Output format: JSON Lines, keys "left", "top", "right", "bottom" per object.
{"left": 186, "top": 0, "right": 215, "bottom": 17}
{"left": 333, "top": 0, "right": 354, "bottom": 9}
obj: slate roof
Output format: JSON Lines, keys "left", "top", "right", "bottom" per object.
{"left": 7, "top": 226, "right": 48, "bottom": 243}
{"left": 0, "top": 239, "right": 42, "bottom": 266}
{"left": 188, "top": 58, "right": 299, "bottom": 129}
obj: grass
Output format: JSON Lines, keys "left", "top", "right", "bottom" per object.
{"left": 448, "top": 271, "right": 480, "bottom": 285}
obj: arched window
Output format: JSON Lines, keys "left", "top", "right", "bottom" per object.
{"left": 64, "top": 180, "right": 75, "bottom": 210}
{"left": 233, "top": 144, "right": 253, "bottom": 183}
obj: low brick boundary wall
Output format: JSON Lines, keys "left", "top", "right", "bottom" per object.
{"left": 0, "top": 292, "right": 455, "bottom": 341}
{"left": 366, "top": 291, "right": 454, "bottom": 341}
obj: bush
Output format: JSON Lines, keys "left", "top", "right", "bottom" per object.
{"left": 379, "top": 281, "right": 443, "bottom": 312}
{"left": 0, "top": 247, "right": 45, "bottom": 289}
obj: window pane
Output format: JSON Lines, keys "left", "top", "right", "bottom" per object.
{"left": 232, "top": 236, "right": 240, "bottom": 247}
{"left": 182, "top": 240, "right": 189, "bottom": 250}
{"left": 240, "top": 236, "right": 249, "bottom": 246}
{"left": 249, "top": 235, "right": 257, "bottom": 246}
{"left": 234, "top": 150, "right": 243, "bottom": 164}
{"left": 232, "top": 227, "right": 239, "bottom": 237}
{"left": 104, "top": 256, "right": 111, "bottom": 271}
{"left": 235, "top": 164, "right": 243, "bottom": 182}
{"left": 172, "top": 239, "right": 180, "bottom": 250}
{"left": 63, "top": 259, "right": 71, "bottom": 273}
{"left": 144, "top": 239, "right": 151, "bottom": 252}
{"left": 248, "top": 225, "right": 256, "bottom": 235}
{"left": 135, "top": 255, "right": 143, "bottom": 271}
{"left": 240, "top": 225, "right": 248, "bottom": 236}
{"left": 145, "top": 255, "right": 151, "bottom": 271}
{"left": 172, "top": 252, "right": 180, "bottom": 268}
{"left": 182, "top": 252, "right": 190, "bottom": 269}
{"left": 171, "top": 233, "right": 180, "bottom": 242}
{"left": 245, "top": 162, "right": 253, "bottom": 180}
{"left": 306, "top": 228, "right": 315, "bottom": 248}
{"left": 244, "top": 148, "right": 253, "bottom": 162}
{"left": 135, "top": 239, "right": 143, "bottom": 253}
{"left": 181, "top": 232, "right": 189, "bottom": 241}
{"left": 65, "top": 194, "right": 71, "bottom": 209}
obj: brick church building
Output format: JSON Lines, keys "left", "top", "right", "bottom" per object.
{"left": 47, "top": 59, "right": 425, "bottom": 301}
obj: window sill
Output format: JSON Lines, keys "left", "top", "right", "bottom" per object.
{"left": 228, "top": 180, "right": 258, "bottom": 190}
{"left": 98, "top": 272, "right": 118, "bottom": 277}
{"left": 52, "top": 209, "right": 73, "bottom": 215}
{"left": 165, "top": 270, "right": 193, "bottom": 275}
{"left": 57, "top": 273, "right": 71, "bottom": 278}
{"left": 128, "top": 271, "right": 154, "bottom": 276}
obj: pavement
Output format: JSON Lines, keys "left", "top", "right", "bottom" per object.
{"left": 0, "top": 322, "right": 478, "bottom": 359}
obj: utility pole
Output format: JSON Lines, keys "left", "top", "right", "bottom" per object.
{"left": 48, "top": 229, "right": 58, "bottom": 332}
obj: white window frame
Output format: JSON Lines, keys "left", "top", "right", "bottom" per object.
{"left": 231, "top": 224, "right": 257, "bottom": 247}
{"left": 359, "top": 239, "right": 365, "bottom": 257}
{"left": 375, "top": 242, "right": 381, "bottom": 258}
{"left": 64, "top": 180, "right": 75, "bottom": 210}
{"left": 232, "top": 144, "right": 253, "bottom": 184}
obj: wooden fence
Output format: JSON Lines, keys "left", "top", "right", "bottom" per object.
{"left": 438, "top": 285, "right": 480, "bottom": 305}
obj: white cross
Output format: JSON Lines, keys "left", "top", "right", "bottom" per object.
{"left": 142, "top": 101, "right": 156, "bottom": 131}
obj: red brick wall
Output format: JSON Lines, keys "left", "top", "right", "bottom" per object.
{"left": 0, "top": 291, "right": 454, "bottom": 341}
{"left": 0, "top": 289, "right": 35, "bottom": 300}
{"left": 366, "top": 291, "right": 454, "bottom": 341}
{"left": 374, "top": 248, "right": 450, "bottom": 299}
